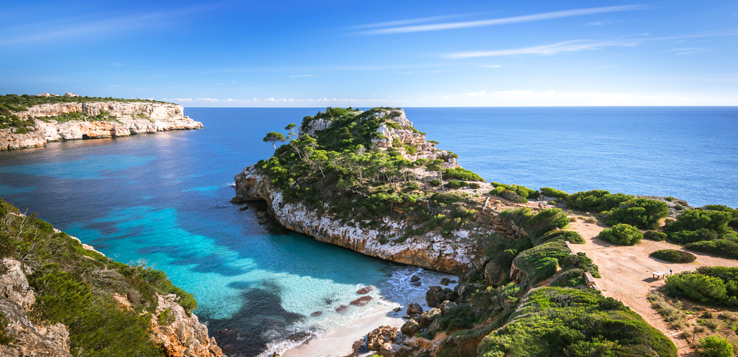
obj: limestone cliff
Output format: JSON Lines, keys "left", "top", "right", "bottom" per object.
{"left": 0, "top": 101, "right": 202, "bottom": 151}
{"left": 234, "top": 165, "right": 478, "bottom": 274}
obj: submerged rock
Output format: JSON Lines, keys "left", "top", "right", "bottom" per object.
{"left": 350, "top": 296, "right": 373, "bottom": 306}
{"left": 357, "top": 286, "right": 374, "bottom": 294}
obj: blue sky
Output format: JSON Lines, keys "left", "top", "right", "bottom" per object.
{"left": 2, "top": 0, "right": 737, "bottom": 106}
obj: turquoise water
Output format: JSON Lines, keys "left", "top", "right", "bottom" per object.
{"left": 0, "top": 107, "right": 736, "bottom": 355}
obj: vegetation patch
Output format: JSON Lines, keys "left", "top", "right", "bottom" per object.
{"left": 0, "top": 198, "right": 197, "bottom": 355}
{"left": 650, "top": 249, "right": 696, "bottom": 263}
{"left": 599, "top": 223, "right": 643, "bottom": 245}
{"left": 644, "top": 230, "right": 667, "bottom": 241}
{"left": 478, "top": 287, "right": 677, "bottom": 356}
{"left": 490, "top": 182, "right": 538, "bottom": 203}
{"left": 665, "top": 266, "right": 738, "bottom": 307}
{"left": 603, "top": 198, "right": 669, "bottom": 229}
{"left": 540, "top": 187, "right": 569, "bottom": 199}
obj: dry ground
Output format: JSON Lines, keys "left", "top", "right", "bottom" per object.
{"left": 567, "top": 218, "right": 738, "bottom": 355}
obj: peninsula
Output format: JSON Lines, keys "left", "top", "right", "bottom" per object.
{"left": 0, "top": 93, "right": 202, "bottom": 151}
{"left": 235, "top": 107, "right": 738, "bottom": 356}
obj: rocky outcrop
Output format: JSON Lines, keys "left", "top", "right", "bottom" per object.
{"left": 150, "top": 294, "right": 222, "bottom": 357}
{"left": 233, "top": 166, "right": 478, "bottom": 274}
{"left": 0, "top": 258, "right": 72, "bottom": 356}
{"left": 0, "top": 257, "right": 221, "bottom": 357}
{"left": 1, "top": 101, "right": 202, "bottom": 151}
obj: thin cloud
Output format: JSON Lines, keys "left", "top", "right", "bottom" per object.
{"left": 290, "top": 74, "right": 315, "bottom": 78}
{"left": 665, "top": 47, "right": 709, "bottom": 56}
{"left": 347, "top": 14, "right": 473, "bottom": 30}
{"left": 445, "top": 40, "right": 638, "bottom": 59}
{"left": 356, "top": 5, "right": 647, "bottom": 35}
{"left": 0, "top": 2, "right": 226, "bottom": 45}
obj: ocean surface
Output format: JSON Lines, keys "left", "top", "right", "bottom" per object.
{"left": 0, "top": 107, "right": 736, "bottom": 355}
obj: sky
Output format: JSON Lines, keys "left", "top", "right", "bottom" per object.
{"left": 2, "top": 0, "right": 738, "bottom": 107}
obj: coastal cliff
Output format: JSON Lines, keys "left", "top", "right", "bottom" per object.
{"left": 0, "top": 95, "right": 202, "bottom": 151}
{"left": 0, "top": 200, "right": 221, "bottom": 356}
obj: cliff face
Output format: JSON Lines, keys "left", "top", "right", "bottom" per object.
{"left": 234, "top": 166, "right": 478, "bottom": 274}
{"left": 0, "top": 101, "right": 202, "bottom": 151}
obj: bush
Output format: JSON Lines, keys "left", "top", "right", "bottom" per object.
{"left": 644, "top": 231, "right": 667, "bottom": 241}
{"left": 512, "top": 240, "right": 569, "bottom": 285}
{"left": 566, "top": 190, "right": 633, "bottom": 212}
{"left": 599, "top": 224, "right": 643, "bottom": 245}
{"left": 443, "top": 168, "right": 485, "bottom": 182}
{"left": 686, "top": 239, "right": 738, "bottom": 260}
{"left": 523, "top": 208, "right": 570, "bottom": 239}
{"left": 665, "top": 269, "right": 738, "bottom": 306}
{"left": 428, "top": 179, "right": 441, "bottom": 187}
{"left": 700, "top": 336, "right": 733, "bottom": 357}
{"left": 492, "top": 182, "right": 538, "bottom": 200}
{"left": 540, "top": 187, "right": 570, "bottom": 199}
{"left": 603, "top": 198, "right": 669, "bottom": 229}
{"left": 468, "top": 182, "right": 481, "bottom": 189}
{"left": 446, "top": 180, "right": 466, "bottom": 189}
{"left": 535, "top": 230, "right": 585, "bottom": 246}
{"left": 649, "top": 249, "right": 696, "bottom": 263}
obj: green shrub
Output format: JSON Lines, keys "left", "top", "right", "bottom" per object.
{"left": 700, "top": 335, "right": 733, "bottom": 357}
{"left": 649, "top": 249, "right": 696, "bottom": 263}
{"left": 492, "top": 182, "right": 538, "bottom": 200}
{"left": 566, "top": 190, "right": 633, "bottom": 212}
{"left": 603, "top": 198, "right": 669, "bottom": 229}
{"left": 644, "top": 231, "right": 667, "bottom": 241}
{"left": 429, "top": 179, "right": 441, "bottom": 187}
{"left": 685, "top": 239, "right": 738, "bottom": 260}
{"left": 523, "top": 208, "right": 570, "bottom": 239}
{"left": 540, "top": 187, "right": 570, "bottom": 199}
{"left": 468, "top": 182, "right": 481, "bottom": 189}
{"left": 500, "top": 189, "right": 528, "bottom": 203}
{"left": 446, "top": 180, "right": 466, "bottom": 189}
{"left": 665, "top": 209, "right": 734, "bottom": 240}
{"left": 535, "top": 230, "right": 585, "bottom": 245}
{"left": 443, "top": 168, "right": 485, "bottom": 182}
{"left": 438, "top": 305, "right": 477, "bottom": 332}
{"left": 512, "top": 240, "right": 569, "bottom": 285}
{"left": 599, "top": 223, "right": 643, "bottom": 245}
{"left": 665, "top": 268, "right": 738, "bottom": 306}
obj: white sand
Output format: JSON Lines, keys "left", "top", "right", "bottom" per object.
{"left": 282, "top": 302, "right": 405, "bottom": 357}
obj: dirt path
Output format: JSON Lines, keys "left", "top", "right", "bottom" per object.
{"left": 567, "top": 219, "right": 738, "bottom": 355}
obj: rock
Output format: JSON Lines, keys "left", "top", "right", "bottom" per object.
{"left": 418, "top": 308, "right": 441, "bottom": 328}
{"left": 1, "top": 101, "right": 203, "bottom": 151}
{"left": 407, "top": 303, "right": 423, "bottom": 315}
{"left": 426, "top": 286, "right": 446, "bottom": 307}
{"left": 350, "top": 296, "right": 373, "bottom": 306}
{"left": 367, "top": 325, "right": 398, "bottom": 351}
{"left": 357, "top": 286, "right": 373, "bottom": 294}
{"left": 258, "top": 218, "right": 269, "bottom": 225}
{"left": 440, "top": 300, "right": 457, "bottom": 315}
{"left": 484, "top": 261, "right": 506, "bottom": 285}
{"left": 310, "top": 311, "right": 322, "bottom": 317}
{"left": 440, "top": 277, "right": 451, "bottom": 286}
{"left": 255, "top": 211, "right": 267, "bottom": 218}
{"left": 349, "top": 338, "right": 366, "bottom": 357}
{"left": 427, "top": 319, "right": 442, "bottom": 334}
{"left": 393, "top": 307, "right": 402, "bottom": 312}
{"left": 150, "top": 293, "right": 223, "bottom": 356}
{"left": 401, "top": 319, "right": 421, "bottom": 337}
{"left": 239, "top": 206, "right": 248, "bottom": 211}
{"left": 380, "top": 342, "right": 402, "bottom": 356}
{"left": 336, "top": 305, "right": 349, "bottom": 314}
{"left": 410, "top": 275, "right": 420, "bottom": 283}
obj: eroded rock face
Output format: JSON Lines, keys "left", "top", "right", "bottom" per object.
{"left": 150, "top": 294, "right": 223, "bottom": 357}
{"left": 0, "top": 258, "right": 72, "bottom": 356}
{"left": 233, "top": 166, "right": 479, "bottom": 275}
{"left": 1, "top": 101, "right": 203, "bottom": 151}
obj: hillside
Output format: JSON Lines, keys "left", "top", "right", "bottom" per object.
{"left": 0, "top": 94, "right": 202, "bottom": 151}
{"left": 0, "top": 199, "right": 221, "bottom": 356}
{"left": 235, "top": 107, "right": 690, "bottom": 356}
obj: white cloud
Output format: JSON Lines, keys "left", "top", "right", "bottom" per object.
{"left": 357, "top": 5, "right": 646, "bottom": 35}
{"left": 445, "top": 39, "right": 638, "bottom": 58}
{"left": 440, "top": 89, "right": 737, "bottom": 106}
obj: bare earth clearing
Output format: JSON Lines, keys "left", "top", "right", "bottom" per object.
{"left": 568, "top": 218, "right": 738, "bottom": 355}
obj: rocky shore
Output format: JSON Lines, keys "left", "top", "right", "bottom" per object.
{"left": 0, "top": 101, "right": 202, "bottom": 151}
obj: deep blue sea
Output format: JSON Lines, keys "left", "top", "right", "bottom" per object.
{"left": 0, "top": 107, "right": 736, "bottom": 355}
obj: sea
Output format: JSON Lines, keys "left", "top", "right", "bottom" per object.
{"left": 0, "top": 107, "right": 736, "bottom": 355}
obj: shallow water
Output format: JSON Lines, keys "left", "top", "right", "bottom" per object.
{"left": 0, "top": 107, "right": 736, "bottom": 355}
